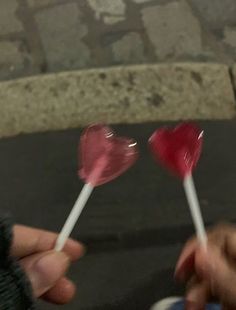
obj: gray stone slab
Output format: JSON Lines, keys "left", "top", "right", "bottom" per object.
{"left": 223, "top": 27, "right": 236, "bottom": 49}
{"left": 189, "top": 0, "right": 236, "bottom": 30}
{"left": 188, "top": 0, "right": 236, "bottom": 59}
{"left": 141, "top": 1, "right": 203, "bottom": 60}
{"left": 27, "top": 0, "right": 61, "bottom": 8}
{"left": 0, "top": 64, "right": 235, "bottom": 138}
{"left": 88, "top": 0, "right": 126, "bottom": 24}
{"left": 111, "top": 32, "right": 145, "bottom": 64}
{"left": 132, "top": 0, "right": 153, "bottom": 3}
{"left": 0, "top": 41, "right": 27, "bottom": 80}
{"left": 0, "top": 0, "right": 23, "bottom": 35}
{"left": 35, "top": 3, "right": 91, "bottom": 71}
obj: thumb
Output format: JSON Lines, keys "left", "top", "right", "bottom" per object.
{"left": 196, "top": 245, "right": 236, "bottom": 306}
{"left": 20, "top": 251, "right": 70, "bottom": 297}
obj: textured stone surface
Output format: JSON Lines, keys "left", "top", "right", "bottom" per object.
{"left": 27, "top": 0, "right": 61, "bottom": 8}
{"left": 1, "top": 0, "right": 236, "bottom": 81}
{"left": 88, "top": 0, "right": 126, "bottom": 23}
{"left": 0, "top": 41, "right": 24, "bottom": 80}
{"left": 35, "top": 3, "right": 91, "bottom": 71}
{"left": 111, "top": 32, "right": 145, "bottom": 64}
{"left": 142, "top": 1, "right": 203, "bottom": 60}
{"left": 132, "top": 0, "right": 153, "bottom": 3}
{"left": 0, "top": 64, "right": 234, "bottom": 138}
{"left": 0, "top": 0, "right": 23, "bottom": 35}
{"left": 189, "top": 0, "right": 236, "bottom": 30}
{"left": 223, "top": 27, "right": 236, "bottom": 49}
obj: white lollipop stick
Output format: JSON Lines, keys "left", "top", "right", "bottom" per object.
{"left": 183, "top": 173, "right": 207, "bottom": 248}
{"left": 55, "top": 156, "right": 107, "bottom": 251}
{"left": 55, "top": 183, "right": 94, "bottom": 251}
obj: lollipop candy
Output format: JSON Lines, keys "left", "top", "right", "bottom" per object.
{"left": 55, "top": 124, "right": 138, "bottom": 251}
{"left": 149, "top": 123, "right": 207, "bottom": 247}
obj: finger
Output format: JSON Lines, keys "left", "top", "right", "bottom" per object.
{"left": 20, "top": 250, "right": 70, "bottom": 297}
{"left": 12, "top": 225, "right": 85, "bottom": 260}
{"left": 175, "top": 251, "right": 195, "bottom": 282}
{"left": 42, "top": 277, "right": 76, "bottom": 304}
{"left": 195, "top": 245, "right": 236, "bottom": 308}
{"left": 185, "top": 277, "right": 210, "bottom": 310}
{"left": 207, "top": 223, "right": 234, "bottom": 248}
{"left": 175, "top": 237, "right": 198, "bottom": 281}
{"left": 175, "top": 223, "right": 234, "bottom": 281}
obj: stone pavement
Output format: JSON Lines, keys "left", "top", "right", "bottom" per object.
{"left": 1, "top": 0, "right": 236, "bottom": 81}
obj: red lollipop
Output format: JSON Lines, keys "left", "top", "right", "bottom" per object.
{"left": 55, "top": 124, "right": 138, "bottom": 251}
{"left": 149, "top": 123, "right": 207, "bottom": 247}
{"left": 149, "top": 123, "right": 203, "bottom": 179}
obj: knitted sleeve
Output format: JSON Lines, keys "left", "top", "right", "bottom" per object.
{"left": 0, "top": 218, "right": 35, "bottom": 310}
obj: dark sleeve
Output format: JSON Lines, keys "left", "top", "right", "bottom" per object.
{"left": 0, "top": 218, "right": 35, "bottom": 310}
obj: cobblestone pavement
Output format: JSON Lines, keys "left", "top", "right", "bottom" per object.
{"left": 1, "top": 0, "right": 236, "bottom": 81}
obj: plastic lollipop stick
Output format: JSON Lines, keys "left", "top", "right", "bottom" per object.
{"left": 55, "top": 124, "right": 138, "bottom": 251}
{"left": 55, "top": 157, "right": 106, "bottom": 251}
{"left": 183, "top": 174, "right": 207, "bottom": 248}
{"left": 55, "top": 183, "right": 94, "bottom": 251}
{"left": 149, "top": 122, "right": 207, "bottom": 247}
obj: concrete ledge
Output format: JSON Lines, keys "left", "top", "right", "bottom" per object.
{"left": 231, "top": 64, "right": 236, "bottom": 100}
{"left": 0, "top": 63, "right": 235, "bottom": 137}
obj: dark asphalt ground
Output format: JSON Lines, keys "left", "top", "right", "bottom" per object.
{"left": 0, "top": 121, "right": 235, "bottom": 310}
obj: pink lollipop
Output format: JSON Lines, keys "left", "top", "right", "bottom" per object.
{"left": 55, "top": 124, "right": 138, "bottom": 251}
{"left": 149, "top": 123, "right": 207, "bottom": 247}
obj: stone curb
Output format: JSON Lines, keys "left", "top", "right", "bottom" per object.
{"left": 0, "top": 63, "right": 235, "bottom": 138}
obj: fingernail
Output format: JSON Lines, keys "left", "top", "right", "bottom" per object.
{"left": 175, "top": 258, "right": 184, "bottom": 274}
{"left": 175, "top": 257, "right": 194, "bottom": 282}
{"left": 174, "top": 259, "right": 184, "bottom": 277}
{"left": 31, "top": 252, "right": 70, "bottom": 296}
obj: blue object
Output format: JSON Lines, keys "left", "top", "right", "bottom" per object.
{"left": 170, "top": 300, "right": 221, "bottom": 310}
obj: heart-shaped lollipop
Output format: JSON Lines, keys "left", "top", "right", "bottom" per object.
{"left": 79, "top": 124, "right": 138, "bottom": 186}
{"left": 149, "top": 123, "right": 207, "bottom": 248}
{"left": 55, "top": 124, "right": 138, "bottom": 251}
{"left": 149, "top": 123, "right": 203, "bottom": 179}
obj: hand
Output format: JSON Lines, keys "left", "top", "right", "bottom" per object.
{"left": 175, "top": 223, "right": 236, "bottom": 310}
{"left": 11, "top": 225, "right": 85, "bottom": 305}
